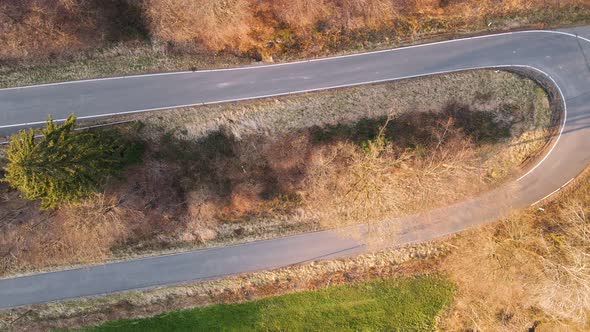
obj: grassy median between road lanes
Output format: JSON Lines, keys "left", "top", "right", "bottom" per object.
{"left": 0, "top": 70, "right": 555, "bottom": 278}
{"left": 72, "top": 275, "right": 454, "bottom": 332}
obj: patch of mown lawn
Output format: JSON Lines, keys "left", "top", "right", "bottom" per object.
{"left": 74, "top": 275, "right": 454, "bottom": 332}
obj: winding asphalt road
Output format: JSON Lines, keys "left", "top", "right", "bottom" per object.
{"left": 1, "top": 27, "right": 590, "bottom": 309}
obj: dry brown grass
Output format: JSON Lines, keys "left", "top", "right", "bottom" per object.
{"left": 439, "top": 216, "right": 545, "bottom": 331}
{"left": 1, "top": 0, "right": 587, "bottom": 64}
{"left": 141, "top": 0, "right": 256, "bottom": 52}
{"left": 140, "top": 0, "right": 400, "bottom": 54}
{"left": 0, "top": 0, "right": 145, "bottom": 60}
{"left": 0, "top": 158, "right": 189, "bottom": 275}
{"left": 438, "top": 176, "right": 590, "bottom": 331}
{"left": 138, "top": 0, "right": 588, "bottom": 58}
{"left": 0, "top": 0, "right": 94, "bottom": 59}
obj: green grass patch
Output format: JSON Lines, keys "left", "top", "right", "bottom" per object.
{"left": 73, "top": 275, "right": 454, "bottom": 332}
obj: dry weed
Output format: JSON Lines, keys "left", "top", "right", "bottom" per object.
{"left": 141, "top": 0, "right": 257, "bottom": 51}
{"left": 537, "top": 202, "right": 590, "bottom": 324}
{"left": 0, "top": 0, "right": 143, "bottom": 59}
{"left": 440, "top": 189, "right": 590, "bottom": 330}
{"left": 3, "top": 0, "right": 585, "bottom": 62}
{"left": 440, "top": 215, "right": 546, "bottom": 331}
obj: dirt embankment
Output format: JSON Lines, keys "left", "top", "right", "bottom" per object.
{"left": 0, "top": 70, "right": 554, "bottom": 278}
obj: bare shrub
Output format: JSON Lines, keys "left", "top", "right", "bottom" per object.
{"left": 173, "top": 105, "right": 499, "bottom": 229}
{"left": 302, "top": 134, "right": 402, "bottom": 226}
{"left": 302, "top": 109, "right": 496, "bottom": 228}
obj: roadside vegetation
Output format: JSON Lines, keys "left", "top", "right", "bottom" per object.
{"left": 74, "top": 276, "right": 454, "bottom": 331}
{"left": 1, "top": 0, "right": 589, "bottom": 87}
{"left": 435, "top": 171, "right": 590, "bottom": 331}
{"left": 5, "top": 168, "right": 590, "bottom": 331}
{"left": 3, "top": 115, "right": 141, "bottom": 209}
{"left": 6, "top": 170, "right": 590, "bottom": 331}
{"left": 0, "top": 70, "right": 553, "bottom": 278}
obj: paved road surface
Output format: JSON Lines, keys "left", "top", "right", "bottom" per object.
{"left": 0, "top": 27, "right": 589, "bottom": 309}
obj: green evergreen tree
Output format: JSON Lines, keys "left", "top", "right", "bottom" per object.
{"left": 3, "top": 115, "right": 123, "bottom": 209}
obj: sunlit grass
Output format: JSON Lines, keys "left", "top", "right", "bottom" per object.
{"left": 75, "top": 275, "right": 454, "bottom": 332}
